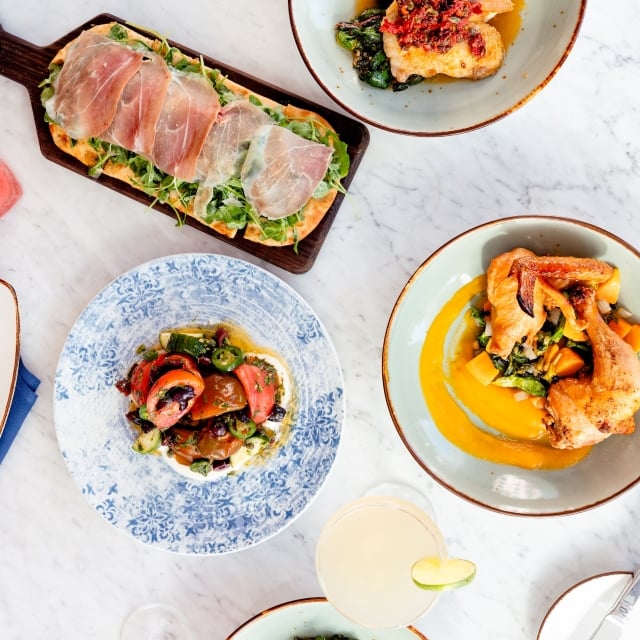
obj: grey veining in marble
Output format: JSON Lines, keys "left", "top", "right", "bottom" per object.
{"left": 1, "top": 1, "right": 640, "bottom": 638}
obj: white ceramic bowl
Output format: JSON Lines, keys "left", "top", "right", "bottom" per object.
{"left": 538, "top": 571, "right": 639, "bottom": 639}
{"left": 382, "top": 216, "right": 640, "bottom": 516}
{"left": 289, "top": 0, "right": 587, "bottom": 135}
{"left": 226, "top": 598, "right": 427, "bottom": 639}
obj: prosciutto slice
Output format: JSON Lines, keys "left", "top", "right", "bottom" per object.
{"left": 45, "top": 31, "right": 144, "bottom": 139}
{"left": 192, "top": 100, "right": 273, "bottom": 219}
{"left": 196, "top": 100, "right": 273, "bottom": 187}
{"left": 240, "top": 125, "right": 333, "bottom": 219}
{"left": 101, "top": 51, "right": 171, "bottom": 155}
{"left": 152, "top": 71, "right": 221, "bottom": 181}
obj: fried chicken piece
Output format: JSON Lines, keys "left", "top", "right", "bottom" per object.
{"left": 486, "top": 250, "right": 609, "bottom": 358}
{"left": 382, "top": 0, "right": 513, "bottom": 82}
{"left": 510, "top": 255, "right": 614, "bottom": 317}
{"left": 486, "top": 248, "right": 546, "bottom": 359}
{"left": 544, "top": 286, "right": 640, "bottom": 449}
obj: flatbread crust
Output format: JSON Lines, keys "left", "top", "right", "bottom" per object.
{"left": 45, "top": 22, "right": 340, "bottom": 247}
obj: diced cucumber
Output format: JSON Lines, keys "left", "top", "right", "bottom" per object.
{"left": 159, "top": 330, "right": 205, "bottom": 349}
{"left": 132, "top": 428, "right": 162, "bottom": 454}
{"left": 161, "top": 331, "right": 208, "bottom": 358}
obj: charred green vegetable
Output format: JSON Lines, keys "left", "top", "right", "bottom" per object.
{"left": 335, "top": 7, "right": 423, "bottom": 91}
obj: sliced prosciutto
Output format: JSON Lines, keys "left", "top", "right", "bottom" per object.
{"left": 152, "top": 71, "right": 221, "bottom": 181}
{"left": 196, "top": 100, "right": 273, "bottom": 187}
{"left": 45, "top": 31, "right": 144, "bottom": 139}
{"left": 101, "top": 51, "right": 171, "bottom": 155}
{"left": 240, "top": 125, "right": 333, "bottom": 219}
{"left": 192, "top": 100, "right": 273, "bottom": 219}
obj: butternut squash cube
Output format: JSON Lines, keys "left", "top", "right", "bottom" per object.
{"left": 609, "top": 317, "right": 633, "bottom": 339}
{"left": 624, "top": 324, "right": 640, "bottom": 353}
{"left": 596, "top": 267, "right": 621, "bottom": 304}
{"left": 465, "top": 350, "right": 500, "bottom": 386}
{"left": 553, "top": 347, "right": 585, "bottom": 378}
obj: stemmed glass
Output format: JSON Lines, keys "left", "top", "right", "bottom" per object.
{"left": 119, "top": 602, "right": 193, "bottom": 640}
{"left": 315, "top": 481, "right": 448, "bottom": 630}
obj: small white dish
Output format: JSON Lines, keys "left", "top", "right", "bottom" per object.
{"left": 225, "top": 597, "right": 427, "bottom": 639}
{"left": 0, "top": 279, "right": 19, "bottom": 436}
{"left": 538, "top": 572, "right": 640, "bottom": 639}
{"left": 54, "top": 254, "right": 344, "bottom": 554}
{"left": 289, "top": 0, "right": 587, "bottom": 135}
{"left": 383, "top": 216, "right": 640, "bottom": 516}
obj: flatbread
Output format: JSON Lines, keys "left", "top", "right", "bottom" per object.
{"left": 45, "top": 22, "right": 341, "bottom": 247}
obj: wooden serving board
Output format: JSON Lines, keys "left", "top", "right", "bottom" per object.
{"left": 0, "top": 14, "right": 370, "bottom": 273}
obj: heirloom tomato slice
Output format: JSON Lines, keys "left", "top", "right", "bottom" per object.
{"left": 233, "top": 362, "right": 277, "bottom": 424}
{"left": 146, "top": 369, "right": 205, "bottom": 430}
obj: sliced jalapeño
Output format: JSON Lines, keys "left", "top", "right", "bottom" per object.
{"left": 211, "top": 346, "right": 244, "bottom": 372}
{"left": 229, "top": 415, "right": 257, "bottom": 440}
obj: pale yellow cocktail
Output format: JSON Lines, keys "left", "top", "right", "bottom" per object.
{"left": 315, "top": 495, "right": 447, "bottom": 629}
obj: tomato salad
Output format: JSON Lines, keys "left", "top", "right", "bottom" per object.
{"left": 115, "top": 324, "right": 291, "bottom": 478}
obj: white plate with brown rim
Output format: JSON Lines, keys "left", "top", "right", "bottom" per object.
{"left": 226, "top": 597, "right": 427, "bottom": 639}
{"left": 538, "top": 571, "right": 640, "bottom": 639}
{"left": 0, "top": 279, "right": 20, "bottom": 437}
{"left": 289, "top": 0, "right": 587, "bottom": 135}
{"left": 382, "top": 216, "right": 640, "bottom": 516}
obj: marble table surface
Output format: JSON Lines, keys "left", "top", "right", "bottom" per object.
{"left": 1, "top": 1, "right": 640, "bottom": 638}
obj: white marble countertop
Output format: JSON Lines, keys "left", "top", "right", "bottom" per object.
{"left": 1, "top": 1, "right": 640, "bottom": 638}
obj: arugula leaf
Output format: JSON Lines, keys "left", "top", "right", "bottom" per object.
{"left": 38, "top": 64, "right": 61, "bottom": 107}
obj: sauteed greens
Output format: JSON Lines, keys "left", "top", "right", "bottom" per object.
{"left": 469, "top": 303, "right": 593, "bottom": 398}
{"left": 335, "top": 4, "right": 422, "bottom": 91}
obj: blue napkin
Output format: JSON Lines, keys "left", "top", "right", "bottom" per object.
{"left": 0, "top": 359, "right": 40, "bottom": 464}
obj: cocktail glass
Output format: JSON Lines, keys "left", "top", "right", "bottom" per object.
{"left": 315, "top": 488, "right": 448, "bottom": 629}
{"left": 119, "top": 602, "right": 193, "bottom": 640}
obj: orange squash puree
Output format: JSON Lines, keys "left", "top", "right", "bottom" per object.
{"left": 419, "top": 275, "right": 591, "bottom": 470}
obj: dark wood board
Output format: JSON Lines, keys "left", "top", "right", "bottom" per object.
{"left": 0, "top": 14, "right": 370, "bottom": 273}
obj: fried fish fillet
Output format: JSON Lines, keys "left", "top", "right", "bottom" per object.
{"left": 382, "top": 0, "right": 511, "bottom": 81}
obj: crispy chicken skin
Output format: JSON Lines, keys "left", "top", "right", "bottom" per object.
{"left": 510, "top": 255, "right": 614, "bottom": 317}
{"left": 486, "top": 248, "right": 545, "bottom": 359}
{"left": 484, "top": 249, "right": 638, "bottom": 450}
{"left": 382, "top": 0, "right": 514, "bottom": 82}
{"left": 486, "top": 250, "right": 615, "bottom": 358}
{"left": 544, "top": 286, "right": 640, "bottom": 449}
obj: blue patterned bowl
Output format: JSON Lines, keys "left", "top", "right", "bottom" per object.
{"left": 54, "top": 253, "right": 344, "bottom": 554}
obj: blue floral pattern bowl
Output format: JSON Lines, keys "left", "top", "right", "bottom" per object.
{"left": 54, "top": 253, "right": 344, "bottom": 554}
